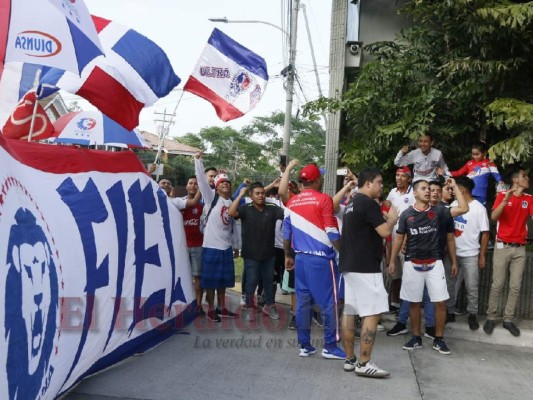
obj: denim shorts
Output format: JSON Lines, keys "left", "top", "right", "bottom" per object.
{"left": 189, "top": 246, "right": 202, "bottom": 277}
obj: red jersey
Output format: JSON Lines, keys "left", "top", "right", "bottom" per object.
{"left": 493, "top": 191, "right": 533, "bottom": 244}
{"left": 180, "top": 202, "right": 203, "bottom": 247}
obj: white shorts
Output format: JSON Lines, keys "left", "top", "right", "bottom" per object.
{"left": 400, "top": 260, "right": 449, "bottom": 303}
{"left": 342, "top": 272, "right": 389, "bottom": 317}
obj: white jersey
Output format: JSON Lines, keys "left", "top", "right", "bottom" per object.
{"left": 394, "top": 148, "right": 449, "bottom": 182}
{"left": 195, "top": 158, "right": 239, "bottom": 250}
{"left": 266, "top": 197, "right": 285, "bottom": 249}
{"left": 335, "top": 204, "right": 346, "bottom": 233}
{"left": 387, "top": 185, "right": 415, "bottom": 239}
{"left": 170, "top": 197, "right": 187, "bottom": 211}
{"left": 451, "top": 199, "right": 490, "bottom": 257}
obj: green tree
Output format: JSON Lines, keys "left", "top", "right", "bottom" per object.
{"left": 178, "top": 133, "right": 205, "bottom": 152}
{"left": 193, "top": 126, "right": 270, "bottom": 182}
{"left": 177, "top": 112, "right": 326, "bottom": 184}
{"left": 305, "top": 0, "right": 533, "bottom": 173}
{"left": 242, "top": 111, "right": 326, "bottom": 166}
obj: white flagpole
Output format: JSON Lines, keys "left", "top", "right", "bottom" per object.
{"left": 27, "top": 69, "right": 42, "bottom": 142}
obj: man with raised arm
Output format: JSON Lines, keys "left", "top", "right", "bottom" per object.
{"left": 194, "top": 153, "right": 239, "bottom": 322}
{"left": 388, "top": 178, "right": 468, "bottom": 355}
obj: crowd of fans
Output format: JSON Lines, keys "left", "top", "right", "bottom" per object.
{"left": 153, "top": 134, "right": 532, "bottom": 378}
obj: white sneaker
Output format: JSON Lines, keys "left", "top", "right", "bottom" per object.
{"left": 263, "top": 305, "right": 280, "bottom": 320}
{"left": 355, "top": 360, "right": 390, "bottom": 378}
{"left": 240, "top": 295, "right": 246, "bottom": 306}
{"left": 377, "top": 323, "right": 385, "bottom": 331}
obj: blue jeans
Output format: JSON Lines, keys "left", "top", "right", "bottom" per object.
{"left": 244, "top": 257, "right": 275, "bottom": 306}
{"left": 398, "top": 286, "right": 434, "bottom": 327}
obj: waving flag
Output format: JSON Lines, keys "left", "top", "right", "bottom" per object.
{"left": 40, "top": 16, "right": 180, "bottom": 131}
{"left": 0, "top": 0, "right": 103, "bottom": 74}
{"left": 184, "top": 28, "right": 269, "bottom": 122}
{"left": 0, "top": 62, "right": 41, "bottom": 128}
{"left": 1, "top": 89, "right": 55, "bottom": 140}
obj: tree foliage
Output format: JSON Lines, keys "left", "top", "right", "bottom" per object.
{"left": 305, "top": 0, "right": 533, "bottom": 172}
{"left": 176, "top": 112, "right": 325, "bottom": 183}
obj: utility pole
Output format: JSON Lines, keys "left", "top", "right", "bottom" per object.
{"left": 300, "top": 2, "right": 327, "bottom": 128}
{"left": 153, "top": 108, "right": 175, "bottom": 181}
{"left": 282, "top": 0, "right": 300, "bottom": 162}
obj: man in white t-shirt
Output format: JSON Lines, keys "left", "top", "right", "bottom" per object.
{"left": 452, "top": 177, "right": 490, "bottom": 330}
{"left": 195, "top": 153, "right": 240, "bottom": 322}
{"left": 386, "top": 166, "right": 415, "bottom": 310}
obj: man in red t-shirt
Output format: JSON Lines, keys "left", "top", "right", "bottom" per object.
{"left": 180, "top": 176, "right": 204, "bottom": 315}
{"left": 484, "top": 166, "right": 533, "bottom": 337}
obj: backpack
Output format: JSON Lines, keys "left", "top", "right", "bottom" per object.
{"left": 199, "top": 193, "right": 219, "bottom": 234}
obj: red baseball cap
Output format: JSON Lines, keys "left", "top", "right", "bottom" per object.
{"left": 214, "top": 174, "right": 230, "bottom": 188}
{"left": 299, "top": 164, "right": 322, "bottom": 182}
{"left": 396, "top": 166, "right": 412, "bottom": 176}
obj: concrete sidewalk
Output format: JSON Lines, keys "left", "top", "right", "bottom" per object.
{"left": 63, "top": 290, "right": 533, "bottom": 400}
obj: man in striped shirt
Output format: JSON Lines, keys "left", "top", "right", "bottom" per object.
{"left": 283, "top": 164, "right": 345, "bottom": 360}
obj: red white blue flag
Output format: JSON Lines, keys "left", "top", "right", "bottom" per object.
{"left": 1, "top": 89, "right": 56, "bottom": 140}
{"left": 0, "top": 0, "right": 104, "bottom": 74}
{"left": 184, "top": 28, "right": 268, "bottom": 122}
{"left": 39, "top": 16, "right": 180, "bottom": 131}
{"left": 0, "top": 62, "right": 42, "bottom": 129}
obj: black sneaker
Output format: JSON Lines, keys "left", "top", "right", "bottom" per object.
{"left": 402, "top": 336, "right": 422, "bottom": 350}
{"left": 446, "top": 313, "right": 455, "bottom": 323}
{"left": 424, "top": 327, "right": 435, "bottom": 339}
{"left": 386, "top": 322, "right": 408, "bottom": 336}
{"left": 432, "top": 338, "right": 451, "bottom": 355}
{"left": 503, "top": 321, "right": 521, "bottom": 337}
{"left": 207, "top": 309, "right": 221, "bottom": 322}
{"left": 288, "top": 316, "right": 297, "bottom": 330}
{"left": 312, "top": 310, "right": 323, "bottom": 327}
{"left": 468, "top": 314, "right": 479, "bottom": 331}
{"left": 216, "top": 307, "right": 239, "bottom": 318}
{"left": 483, "top": 319, "right": 496, "bottom": 334}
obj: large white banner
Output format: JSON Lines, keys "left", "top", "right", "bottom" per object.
{"left": 0, "top": 137, "right": 195, "bottom": 399}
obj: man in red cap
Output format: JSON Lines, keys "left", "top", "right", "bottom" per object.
{"left": 283, "top": 163, "right": 346, "bottom": 360}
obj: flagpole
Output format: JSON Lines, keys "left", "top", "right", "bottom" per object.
{"left": 27, "top": 69, "right": 42, "bottom": 142}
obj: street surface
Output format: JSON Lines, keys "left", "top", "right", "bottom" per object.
{"left": 63, "top": 292, "right": 533, "bottom": 400}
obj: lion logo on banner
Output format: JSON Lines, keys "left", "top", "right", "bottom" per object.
{"left": 5, "top": 208, "right": 58, "bottom": 399}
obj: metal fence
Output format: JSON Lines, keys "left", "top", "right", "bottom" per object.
{"left": 456, "top": 251, "right": 533, "bottom": 319}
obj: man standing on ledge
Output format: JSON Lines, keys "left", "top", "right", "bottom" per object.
{"left": 283, "top": 163, "right": 345, "bottom": 360}
{"left": 484, "top": 165, "right": 533, "bottom": 337}
{"left": 340, "top": 167, "right": 399, "bottom": 378}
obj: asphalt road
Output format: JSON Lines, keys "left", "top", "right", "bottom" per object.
{"left": 63, "top": 292, "right": 533, "bottom": 400}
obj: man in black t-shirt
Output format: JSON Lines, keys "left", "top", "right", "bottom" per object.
{"left": 339, "top": 168, "right": 399, "bottom": 378}
{"left": 229, "top": 182, "right": 284, "bottom": 321}
{"left": 388, "top": 178, "right": 468, "bottom": 355}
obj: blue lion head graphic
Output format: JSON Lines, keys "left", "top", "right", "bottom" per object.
{"left": 5, "top": 208, "right": 58, "bottom": 399}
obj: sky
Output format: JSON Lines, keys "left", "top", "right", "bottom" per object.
{"left": 78, "top": 0, "right": 332, "bottom": 138}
